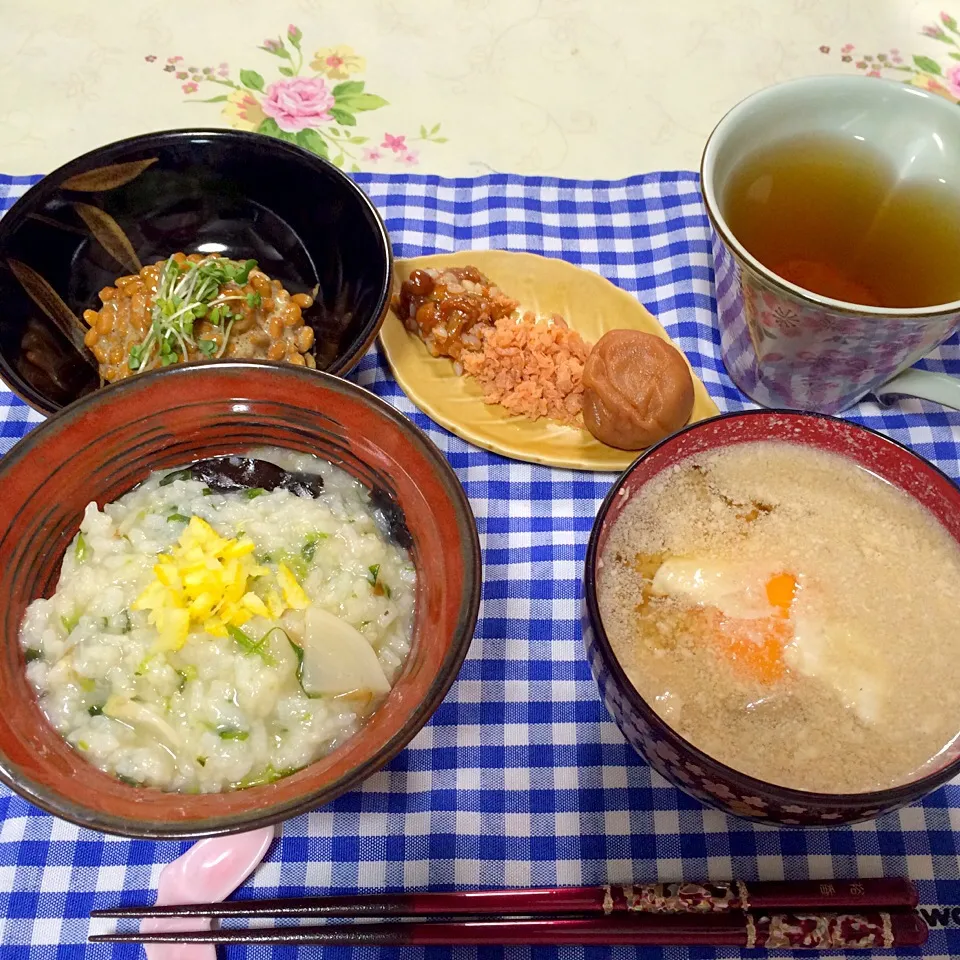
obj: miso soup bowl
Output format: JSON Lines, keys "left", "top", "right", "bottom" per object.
{"left": 0, "top": 362, "right": 481, "bottom": 838}
{"left": 582, "top": 410, "right": 960, "bottom": 826}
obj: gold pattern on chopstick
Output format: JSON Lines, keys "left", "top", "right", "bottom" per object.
{"left": 736, "top": 879, "right": 750, "bottom": 911}
{"left": 625, "top": 882, "right": 738, "bottom": 913}
{"left": 882, "top": 912, "right": 893, "bottom": 949}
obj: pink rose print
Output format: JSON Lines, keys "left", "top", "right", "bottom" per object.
{"left": 149, "top": 26, "right": 449, "bottom": 172}
{"left": 381, "top": 133, "right": 407, "bottom": 154}
{"left": 947, "top": 63, "right": 960, "bottom": 98}
{"left": 261, "top": 76, "right": 335, "bottom": 132}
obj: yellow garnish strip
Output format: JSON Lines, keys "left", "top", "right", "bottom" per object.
{"left": 277, "top": 563, "right": 309, "bottom": 610}
{"left": 133, "top": 516, "right": 298, "bottom": 650}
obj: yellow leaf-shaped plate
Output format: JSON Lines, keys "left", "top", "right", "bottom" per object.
{"left": 379, "top": 250, "right": 719, "bottom": 471}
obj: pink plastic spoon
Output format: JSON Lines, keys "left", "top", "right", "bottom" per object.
{"left": 141, "top": 826, "right": 275, "bottom": 960}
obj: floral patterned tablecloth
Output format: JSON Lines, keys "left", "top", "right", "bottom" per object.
{"left": 1, "top": 0, "right": 959, "bottom": 178}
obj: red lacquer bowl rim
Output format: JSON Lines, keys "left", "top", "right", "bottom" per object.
{"left": 584, "top": 409, "right": 960, "bottom": 808}
{"left": 0, "top": 361, "right": 481, "bottom": 837}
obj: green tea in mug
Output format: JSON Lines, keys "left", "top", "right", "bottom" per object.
{"left": 721, "top": 132, "right": 960, "bottom": 309}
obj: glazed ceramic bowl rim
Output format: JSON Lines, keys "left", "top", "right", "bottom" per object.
{"left": 584, "top": 408, "right": 960, "bottom": 807}
{"left": 701, "top": 75, "right": 960, "bottom": 320}
{"left": 0, "top": 127, "right": 394, "bottom": 415}
{"left": 0, "top": 360, "right": 481, "bottom": 838}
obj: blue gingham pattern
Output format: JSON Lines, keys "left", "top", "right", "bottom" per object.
{"left": 0, "top": 170, "right": 958, "bottom": 960}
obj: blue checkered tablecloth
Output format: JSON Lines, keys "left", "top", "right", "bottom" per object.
{"left": 1, "top": 171, "right": 959, "bottom": 960}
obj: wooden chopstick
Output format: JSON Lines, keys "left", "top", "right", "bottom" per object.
{"left": 90, "top": 878, "right": 918, "bottom": 920}
{"left": 89, "top": 911, "right": 928, "bottom": 949}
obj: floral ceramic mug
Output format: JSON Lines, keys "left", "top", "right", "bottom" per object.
{"left": 702, "top": 76, "right": 960, "bottom": 414}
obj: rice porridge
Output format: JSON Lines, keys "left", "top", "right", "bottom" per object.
{"left": 598, "top": 441, "right": 960, "bottom": 794}
{"left": 19, "top": 448, "right": 415, "bottom": 793}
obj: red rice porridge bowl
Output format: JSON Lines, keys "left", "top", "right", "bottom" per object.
{"left": 18, "top": 447, "right": 415, "bottom": 793}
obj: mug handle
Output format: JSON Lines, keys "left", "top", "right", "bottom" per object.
{"left": 875, "top": 369, "right": 960, "bottom": 411}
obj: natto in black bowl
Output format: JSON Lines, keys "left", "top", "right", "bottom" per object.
{"left": 0, "top": 128, "right": 392, "bottom": 415}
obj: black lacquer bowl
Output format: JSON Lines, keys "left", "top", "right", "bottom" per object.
{"left": 0, "top": 129, "right": 392, "bottom": 414}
